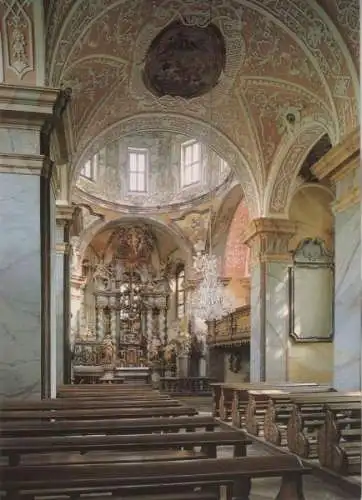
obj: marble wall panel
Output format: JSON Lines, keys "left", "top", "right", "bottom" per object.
{"left": 265, "top": 262, "right": 289, "bottom": 381}
{"left": 334, "top": 204, "right": 361, "bottom": 391}
{"left": 0, "top": 174, "right": 41, "bottom": 400}
{"left": 250, "top": 265, "right": 261, "bottom": 381}
{"left": 0, "top": 128, "right": 40, "bottom": 155}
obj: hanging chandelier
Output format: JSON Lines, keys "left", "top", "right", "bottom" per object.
{"left": 190, "top": 251, "right": 236, "bottom": 322}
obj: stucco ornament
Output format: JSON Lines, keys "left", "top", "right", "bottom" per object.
{"left": 45, "top": 0, "right": 358, "bottom": 217}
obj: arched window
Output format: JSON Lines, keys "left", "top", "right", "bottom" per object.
{"left": 175, "top": 266, "right": 185, "bottom": 319}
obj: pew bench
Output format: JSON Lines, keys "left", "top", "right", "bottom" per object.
{"left": 1, "top": 455, "right": 311, "bottom": 500}
{"left": 0, "top": 405, "right": 197, "bottom": 422}
{"left": 263, "top": 387, "right": 335, "bottom": 446}
{"left": 212, "top": 382, "right": 320, "bottom": 426}
{"left": 1, "top": 430, "right": 250, "bottom": 466}
{"left": 245, "top": 386, "right": 333, "bottom": 438}
{"left": 287, "top": 393, "right": 361, "bottom": 459}
{"left": 0, "top": 415, "right": 219, "bottom": 438}
{"left": 317, "top": 402, "right": 361, "bottom": 475}
{"left": 1, "top": 397, "right": 182, "bottom": 411}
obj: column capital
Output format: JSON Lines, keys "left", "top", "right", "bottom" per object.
{"left": 56, "top": 202, "right": 74, "bottom": 223}
{"left": 243, "top": 218, "right": 297, "bottom": 265}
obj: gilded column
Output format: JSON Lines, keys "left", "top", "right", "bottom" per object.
{"left": 147, "top": 306, "right": 153, "bottom": 361}
{"left": 312, "top": 128, "right": 361, "bottom": 391}
{"left": 243, "top": 218, "right": 296, "bottom": 382}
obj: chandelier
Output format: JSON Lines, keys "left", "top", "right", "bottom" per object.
{"left": 188, "top": 0, "right": 237, "bottom": 323}
{"left": 190, "top": 251, "right": 236, "bottom": 322}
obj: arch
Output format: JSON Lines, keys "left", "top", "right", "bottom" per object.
{"left": 77, "top": 214, "right": 194, "bottom": 267}
{"left": 70, "top": 113, "right": 261, "bottom": 217}
{"left": 264, "top": 120, "right": 332, "bottom": 216}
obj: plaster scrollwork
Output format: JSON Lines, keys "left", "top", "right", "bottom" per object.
{"left": 266, "top": 122, "right": 329, "bottom": 215}
{"left": 252, "top": 0, "right": 358, "bottom": 135}
{"left": 1, "top": 0, "right": 34, "bottom": 79}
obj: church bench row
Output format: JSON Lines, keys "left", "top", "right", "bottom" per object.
{"left": 245, "top": 387, "right": 335, "bottom": 437}
{"left": 0, "top": 414, "right": 219, "bottom": 437}
{"left": 0, "top": 405, "right": 197, "bottom": 422}
{"left": 1, "top": 455, "right": 310, "bottom": 500}
{"left": 286, "top": 394, "right": 361, "bottom": 460}
{"left": 0, "top": 430, "right": 250, "bottom": 466}
{"left": 1, "top": 397, "right": 182, "bottom": 411}
{"left": 317, "top": 402, "right": 361, "bottom": 475}
{"left": 210, "top": 382, "right": 321, "bottom": 422}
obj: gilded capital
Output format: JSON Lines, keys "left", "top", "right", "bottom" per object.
{"left": 243, "top": 218, "right": 296, "bottom": 265}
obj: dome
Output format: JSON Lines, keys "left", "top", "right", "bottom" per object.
{"left": 75, "top": 131, "right": 232, "bottom": 211}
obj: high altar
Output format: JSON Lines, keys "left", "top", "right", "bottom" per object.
{"left": 72, "top": 226, "right": 170, "bottom": 383}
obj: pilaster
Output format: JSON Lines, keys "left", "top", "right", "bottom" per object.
{"left": 0, "top": 84, "right": 60, "bottom": 401}
{"left": 312, "top": 127, "right": 361, "bottom": 391}
{"left": 243, "top": 218, "right": 296, "bottom": 382}
{"left": 55, "top": 204, "right": 74, "bottom": 387}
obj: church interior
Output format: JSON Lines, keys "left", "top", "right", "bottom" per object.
{"left": 0, "top": 1, "right": 361, "bottom": 499}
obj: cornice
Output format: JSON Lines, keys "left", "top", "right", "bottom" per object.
{"left": 243, "top": 217, "right": 297, "bottom": 244}
{"left": 312, "top": 127, "right": 360, "bottom": 181}
{"left": 0, "top": 84, "right": 59, "bottom": 118}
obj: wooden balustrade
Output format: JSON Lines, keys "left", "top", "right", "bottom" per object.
{"left": 160, "top": 377, "right": 213, "bottom": 396}
{"left": 207, "top": 306, "right": 250, "bottom": 347}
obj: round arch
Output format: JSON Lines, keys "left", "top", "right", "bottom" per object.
{"left": 70, "top": 113, "right": 262, "bottom": 217}
{"left": 76, "top": 214, "right": 195, "bottom": 267}
{"left": 264, "top": 120, "right": 332, "bottom": 216}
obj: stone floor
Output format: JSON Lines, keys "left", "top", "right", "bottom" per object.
{"left": 178, "top": 397, "right": 361, "bottom": 500}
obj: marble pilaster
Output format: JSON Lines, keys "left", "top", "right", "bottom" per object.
{"left": 0, "top": 85, "right": 59, "bottom": 400}
{"left": 55, "top": 204, "right": 73, "bottom": 388}
{"left": 312, "top": 128, "right": 361, "bottom": 391}
{"left": 244, "top": 218, "right": 296, "bottom": 382}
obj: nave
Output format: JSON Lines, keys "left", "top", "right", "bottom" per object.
{"left": 0, "top": 382, "right": 360, "bottom": 500}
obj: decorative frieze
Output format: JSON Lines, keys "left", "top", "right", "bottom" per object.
{"left": 243, "top": 218, "right": 296, "bottom": 266}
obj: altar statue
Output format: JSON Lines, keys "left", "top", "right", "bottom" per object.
{"left": 102, "top": 333, "right": 116, "bottom": 365}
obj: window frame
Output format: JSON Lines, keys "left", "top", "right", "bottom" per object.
{"left": 181, "top": 140, "right": 201, "bottom": 188}
{"left": 80, "top": 154, "right": 98, "bottom": 181}
{"left": 128, "top": 147, "right": 148, "bottom": 193}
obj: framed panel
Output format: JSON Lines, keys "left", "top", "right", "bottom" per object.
{"left": 288, "top": 238, "right": 334, "bottom": 342}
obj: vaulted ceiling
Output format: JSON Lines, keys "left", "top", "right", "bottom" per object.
{"left": 44, "top": 0, "right": 359, "bottom": 216}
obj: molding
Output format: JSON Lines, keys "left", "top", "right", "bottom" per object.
{"left": 243, "top": 217, "right": 296, "bottom": 265}
{"left": 312, "top": 127, "right": 360, "bottom": 181}
{"left": 0, "top": 84, "right": 59, "bottom": 118}
{"left": 56, "top": 203, "right": 74, "bottom": 222}
{"left": 0, "top": 153, "right": 44, "bottom": 175}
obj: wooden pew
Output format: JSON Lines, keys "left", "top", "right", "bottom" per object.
{"left": 263, "top": 387, "right": 335, "bottom": 446}
{"left": 0, "top": 415, "right": 218, "bottom": 438}
{"left": 287, "top": 392, "right": 361, "bottom": 459}
{"left": 0, "top": 430, "right": 250, "bottom": 466}
{"left": 0, "top": 405, "right": 197, "bottom": 422}
{"left": 317, "top": 401, "right": 361, "bottom": 475}
{"left": 245, "top": 385, "right": 329, "bottom": 436}
{"left": 211, "top": 382, "right": 319, "bottom": 425}
{"left": 1, "top": 397, "right": 182, "bottom": 411}
{"left": 1, "top": 455, "right": 311, "bottom": 500}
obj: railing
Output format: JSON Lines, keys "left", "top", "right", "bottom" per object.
{"left": 160, "top": 377, "right": 214, "bottom": 396}
{"left": 207, "top": 305, "right": 250, "bottom": 346}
